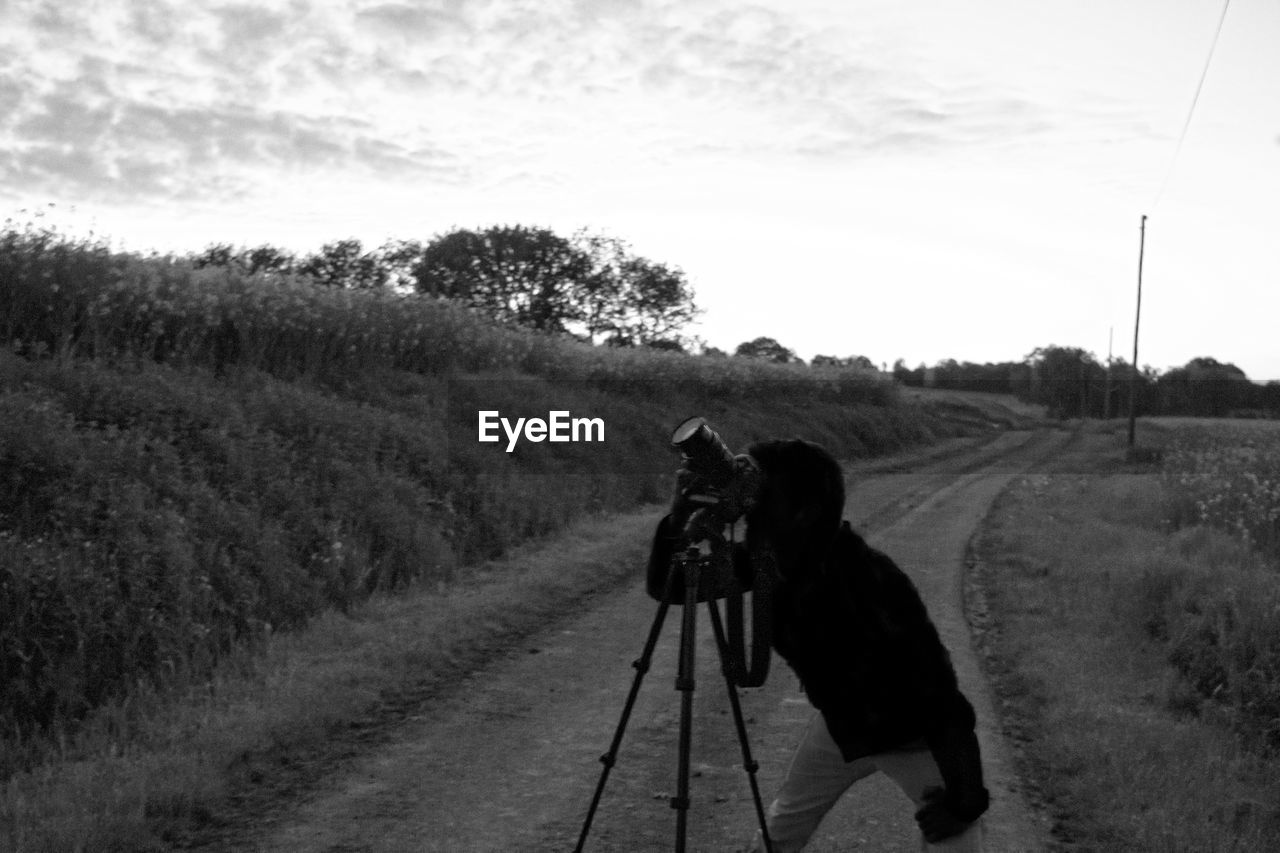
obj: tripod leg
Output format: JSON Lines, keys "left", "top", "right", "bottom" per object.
{"left": 573, "top": 598, "right": 671, "bottom": 853}
{"left": 672, "top": 555, "right": 701, "bottom": 853}
{"left": 705, "top": 597, "right": 775, "bottom": 853}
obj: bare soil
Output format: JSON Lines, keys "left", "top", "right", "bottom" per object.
{"left": 178, "top": 429, "right": 1067, "bottom": 852}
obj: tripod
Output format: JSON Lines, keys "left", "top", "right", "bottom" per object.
{"left": 574, "top": 544, "right": 774, "bottom": 853}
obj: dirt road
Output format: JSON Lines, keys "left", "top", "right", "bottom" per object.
{"left": 199, "top": 429, "right": 1065, "bottom": 852}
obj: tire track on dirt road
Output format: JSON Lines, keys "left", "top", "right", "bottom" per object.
{"left": 193, "top": 429, "right": 1065, "bottom": 852}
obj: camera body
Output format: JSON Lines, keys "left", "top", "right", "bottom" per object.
{"left": 670, "top": 416, "right": 738, "bottom": 487}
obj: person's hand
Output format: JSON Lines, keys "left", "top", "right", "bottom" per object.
{"left": 669, "top": 464, "right": 719, "bottom": 528}
{"left": 914, "top": 787, "right": 973, "bottom": 843}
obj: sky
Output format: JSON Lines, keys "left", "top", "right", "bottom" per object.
{"left": 2, "top": 0, "right": 1277, "bottom": 379}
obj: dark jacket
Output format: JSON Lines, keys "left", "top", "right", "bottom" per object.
{"left": 647, "top": 515, "right": 989, "bottom": 823}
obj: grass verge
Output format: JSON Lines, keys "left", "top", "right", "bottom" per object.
{"left": 968, "top": 423, "right": 1280, "bottom": 851}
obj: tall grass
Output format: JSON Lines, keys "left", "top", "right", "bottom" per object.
{"left": 0, "top": 223, "right": 952, "bottom": 782}
{"left": 0, "top": 220, "right": 900, "bottom": 400}
{"left": 1, "top": 219, "right": 534, "bottom": 376}
{"left": 0, "top": 357, "right": 451, "bottom": 754}
{"left": 1155, "top": 422, "right": 1280, "bottom": 750}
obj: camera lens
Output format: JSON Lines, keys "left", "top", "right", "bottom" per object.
{"left": 671, "top": 416, "right": 709, "bottom": 447}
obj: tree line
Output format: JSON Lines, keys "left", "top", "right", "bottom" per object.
{"left": 892, "top": 346, "right": 1280, "bottom": 419}
{"left": 191, "top": 229, "right": 1277, "bottom": 418}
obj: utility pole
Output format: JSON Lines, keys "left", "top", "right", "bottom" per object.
{"left": 1106, "top": 327, "right": 1114, "bottom": 420}
{"left": 1079, "top": 353, "right": 1088, "bottom": 422}
{"left": 1128, "top": 215, "right": 1147, "bottom": 448}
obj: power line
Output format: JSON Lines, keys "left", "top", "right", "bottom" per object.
{"left": 1151, "top": 0, "right": 1232, "bottom": 210}
{"left": 1131, "top": 2, "right": 1230, "bottom": 443}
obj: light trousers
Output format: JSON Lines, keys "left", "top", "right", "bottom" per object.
{"left": 754, "top": 713, "right": 984, "bottom": 853}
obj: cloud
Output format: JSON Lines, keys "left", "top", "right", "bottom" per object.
{"left": 2, "top": 65, "right": 464, "bottom": 203}
{"left": 354, "top": 3, "right": 472, "bottom": 41}
{"left": 0, "top": 1, "right": 470, "bottom": 204}
{"left": 637, "top": 4, "right": 1059, "bottom": 160}
{"left": 360, "top": 0, "right": 1063, "bottom": 166}
{"left": 0, "top": 0, "right": 1081, "bottom": 209}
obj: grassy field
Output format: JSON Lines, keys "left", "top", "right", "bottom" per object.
{"left": 970, "top": 420, "right": 1280, "bottom": 851}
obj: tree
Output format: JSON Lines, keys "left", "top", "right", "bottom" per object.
{"left": 1104, "top": 356, "right": 1156, "bottom": 419}
{"left": 411, "top": 226, "right": 591, "bottom": 332}
{"left": 571, "top": 231, "right": 699, "bottom": 348}
{"left": 571, "top": 230, "right": 628, "bottom": 344}
{"left": 1025, "top": 345, "right": 1108, "bottom": 419}
{"left": 735, "top": 336, "right": 798, "bottom": 363}
{"left": 191, "top": 243, "right": 297, "bottom": 275}
{"left": 192, "top": 243, "right": 237, "bottom": 269}
{"left": 1257, "top": 381, "right": 1280, "bottom": 417}
{"left": 812, "top": 354, "right": 876, "bottom": 370}
{"left": 299, "top": 239, "right": 388, "bottom": 289}
{"left": 241, "top": 245, "right": 296, "bottom": 275}
{"left": 1157, "top": 357, "right": 1251, "bottom": 417}
{"left": 605, "top": 256, "right": 698, "bottom": 347}
{"left": 375, "top": 238, "right": 424, "bottom": 291}
{"left": 892, "top": 359, "right": 925, "bottom": 386}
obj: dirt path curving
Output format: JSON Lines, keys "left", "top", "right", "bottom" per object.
{"left": 190, "top": 429, "right": 1066, "bottom": 852}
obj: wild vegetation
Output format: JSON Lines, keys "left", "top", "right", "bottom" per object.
{"left": 971, "top": 423, "right": 1280, "bottom": 851}
{"left": 1156, "top": 421, "right": 1280, "bottom": 751}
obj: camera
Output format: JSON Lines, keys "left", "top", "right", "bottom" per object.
{"left": 669, "top": 416, "right": 761, "bottom": 529}
{"left": 670, "top": 416, "right": 737, "bottom": 486}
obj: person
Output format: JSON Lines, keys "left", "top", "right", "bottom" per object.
{"left": 647, "top": 437, "right": 988, "bottom": 852}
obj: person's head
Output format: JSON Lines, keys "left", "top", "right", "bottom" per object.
{"left": 743, "top": 438, "right": 845, "bottom": 578}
